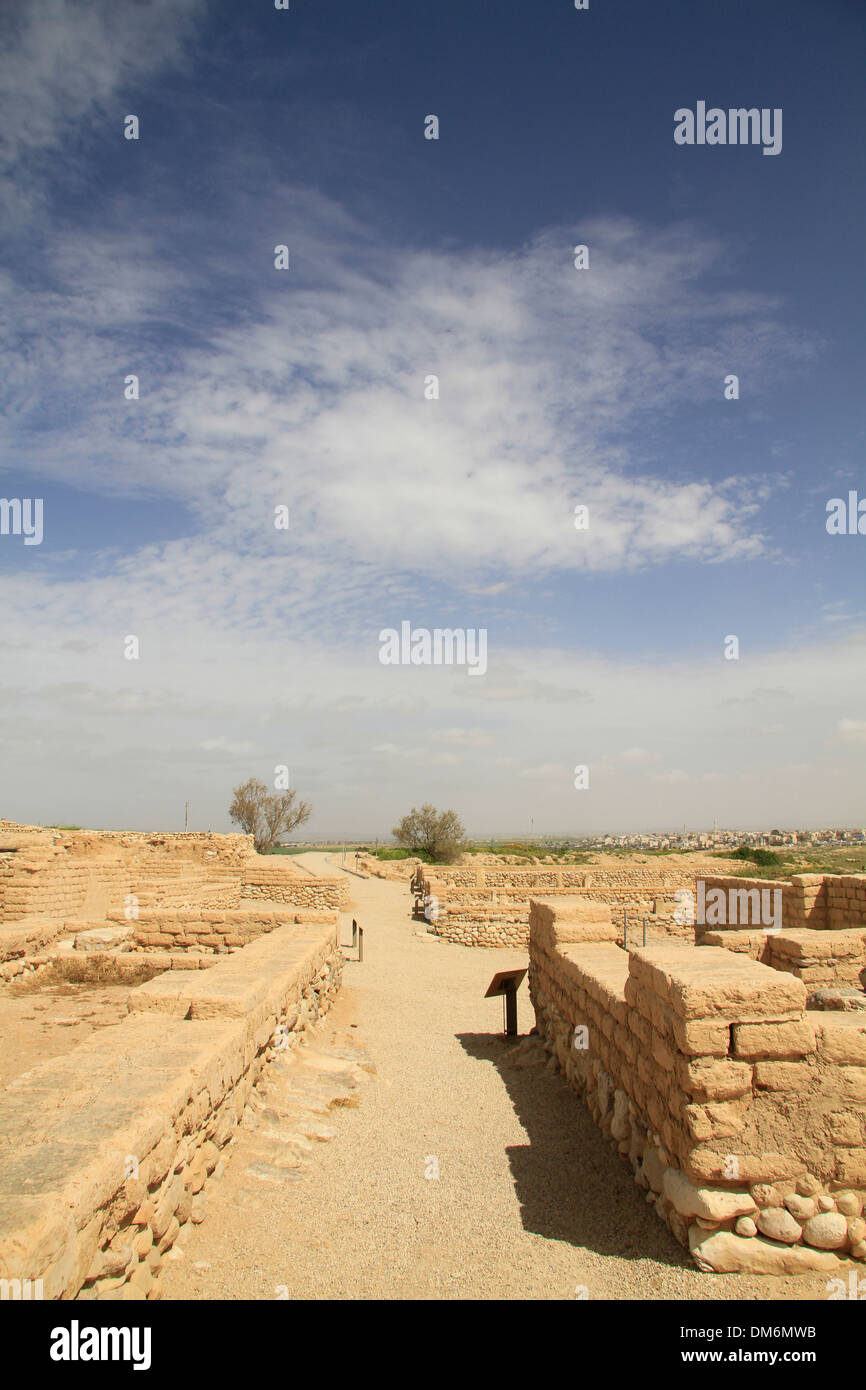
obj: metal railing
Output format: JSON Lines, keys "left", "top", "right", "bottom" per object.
{"left": 622, "top": 911, "right": 648, "bottom": 949}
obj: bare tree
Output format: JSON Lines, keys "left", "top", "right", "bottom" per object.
{"left": 392, "top": 804, "right": 466, "bottom": 863}
{"left": 229, "top": 777, "right": 312, "bottom": 855}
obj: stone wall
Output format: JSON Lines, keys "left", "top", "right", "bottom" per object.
{"left": 823, "top": 876, "right": 866, "bottom": 930}
{"left": 529, "top": 896, "right": 866, "bottom": 1274}
{"left": 418, "top": 864, "right": 692, "bottom": 947}
{"left": 419, "top": 868, "right": 866, "bottom": 952}
{"left": 427, "top": 864, "right": 690, "bottom": 892}
{"left": 696, "top": 874, "right": 866, "bottom": 990}
{"left": 0, "top": 916, "right": 342, "bottom": 1300}
{"left": 31, "top": 908, "right": 340, "bottom": 985}
{"left": 0, "top": 824, "right": 346, "bottom": 973}
{"left": 0, "top": 826, "right": 263, "bottom": 924}
{"left": 127, "top": 906, "right": 335, "bottom": 952}
{"left": 239, "top": 868, "right": 349, "bottom": 909}
{"left": 696, "top": 875, "right": 824, "bottom": 932}
{"left": 357, "top": 855, "right": 425, "bottom": 882}
{"left": 427, "top": 902, "right": 530, "bottom": 948}
{"left": 767, "top": 931, "right": 866, "bottom": 989}
{"left": 696, "top": 873, "right": 866, "bottom": 934}
{"left": 698, "top": 926, "right": 866, "bottom": 989}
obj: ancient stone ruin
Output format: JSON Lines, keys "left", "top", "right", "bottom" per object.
{"left": 412, "top": 861, "right": 696, "bottom": 946}
{"left": 405, "top": 858, "right": 866, "bottom": 1272}
{"left": 527, "top": 887, "right": 866, "bottom": 1273}
{"left": 0, "top": 822, "right": 348, "bottom": 1299}
{"left": 2, "top": 825, "right": 864, "bottom": 1293}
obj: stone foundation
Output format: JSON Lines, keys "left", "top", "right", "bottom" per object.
{"left": 239, "top": 869, "right": 348, "bottom": 910}
{"left": 418, "top": 863, "right": 693, "bottom": 947}
{"left": 529, "top": 896, "right": 866, "bottom": 1273}
{"left": 0, "top": 915, "right": 342, "bottom": 1299}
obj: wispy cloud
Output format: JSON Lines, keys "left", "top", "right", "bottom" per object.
{"left": 0, "top": 0, "right": 204, "bottom": 172}
{"left": 0, "top": 2, "right": 854, "bottom": 836}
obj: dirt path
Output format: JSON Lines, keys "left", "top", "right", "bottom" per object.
{"left": 160, "top": 855, "right": 826, "bottom": 1301}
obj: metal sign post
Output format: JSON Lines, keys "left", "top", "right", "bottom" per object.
{"left": 484, "top": 967, "right": 528, "bottom": 1038}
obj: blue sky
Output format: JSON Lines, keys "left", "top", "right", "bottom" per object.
{"left": 1, "top": 0, "right": 864, "bottom": 836}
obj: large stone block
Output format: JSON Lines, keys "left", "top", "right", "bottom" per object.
{"left": 816, "top": 1016, "right": 866, "bottom": 1066}
{"left": 628, "top": 943, "right": 806, "bottom": 1021}
{"left": 753, "top": 1061, "right": 816, "bottom": 1092}
{"left": 681, "top": 1058, "right": 753, "bottom": 1101}
{"left": 690, "top": 1227, "right": 843, "bottom": 1274}
{"left": 663, "top": 1168, "right": 757, "bottom": 1221}
{"left": 732, "top": 1019, "right": 816, "bottom": 1061}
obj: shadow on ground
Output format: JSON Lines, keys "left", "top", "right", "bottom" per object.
{"left": 458, "top": 1030, "right": 689, "bottom": 1269}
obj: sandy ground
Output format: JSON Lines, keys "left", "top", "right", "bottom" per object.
{"left": 159, "top": 854, "right": 836, "bottom": 1302}
{"left": 0, "top": 973, "right": 130, "bottom": 1089}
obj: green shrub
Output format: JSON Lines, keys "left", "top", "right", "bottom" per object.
{"left": 391, "top": 805, "right": 466, "bottom": 863}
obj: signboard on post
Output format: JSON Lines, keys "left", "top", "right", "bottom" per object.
{"left": 484, "top": 967, "right": 527, "bottom": 1037}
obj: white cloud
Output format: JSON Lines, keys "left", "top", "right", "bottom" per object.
{"left": 436, "top": 729, "right": 495, "bottom": 748}
{"left": 0, "top": 4, "right": 844, "bottom": 836}
{"left": 1, "top": 205, "right": 814, "bottom": 616}
{"left": 0, "top": 0, "right": 204, "bottom": 173}
{"left": 200, "top": 737, "right": 264, "bottom": 759}
{"left": 619, "top": 747, "right": 662, "bottom": 765}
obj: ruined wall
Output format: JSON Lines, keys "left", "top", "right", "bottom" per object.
{"left": 128, "top": 906, "right": 337, "bottom": 953}
{"left": 427, "top": 902, "right": 530, "bottom": 948}
{"left": 357, "top": 855, "right": 425, "bottom": 882}
{"left": 699, "top": 927, "right": 866, "bottom": 990}
{"left": 696, "top": 875, "right": 824, "bottom": 932}
{"left": 767, "top": 931, "right": 866, "bottom": 989}
{"left": 421, "top": 869, "right": 866, "bottom": 952}
{"left": 418, "top": 864, "right": 691, "bottom": 947}
{"left": 0, "top": 827, "right": 257, "bottom": 926}
{"left": 824, "top": 876, "right": 866, "bottom": 931}
{"left": 0, "top": 917, "right": 342, "bottom": 1300}
{"left": 696, "top": 874, "right": 866, "bottom": 990}
{"left": 426, "top": 864, "right": 690, "bottom": 892}
{"left": 240, "top": 868, "right": 348, "bottom": 910}
{"left": 695, "top": 873, "right": 866, "bottom": 934}
{"left": 529, "top": 896, "right": 866, "bottom": 1274}
{"left": 0, "top": 824, "right": 346, "bottom": 969}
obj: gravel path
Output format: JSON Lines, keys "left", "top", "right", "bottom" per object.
{"left": 160, "top": 855, "right": 827, "bottom": 1301}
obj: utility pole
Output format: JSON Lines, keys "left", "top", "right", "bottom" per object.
{"left": 184, "top": 801, "right": 189, "bottom": 831}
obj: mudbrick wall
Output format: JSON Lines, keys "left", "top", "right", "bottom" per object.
{"left": 426, "top": 865, "right": 690, "bottom": 892}
{"left": 417, "top": 864, "right": 693, "bottom": 947}
{"left": 697, "top": 874, "right": 866, "bottom": 934}
{"left": 0, "top": 826, "right": 259, "bottom": 925}
{"left": 696, "top": 875, "right": 866, "bottom": 990}
{"left": 0, "top": 824, "right": 345, "bottom": 973}
{"left": 529, "top": 896, "right": 866, "bottom": 1274}
{"left": 128, "top": 906, "right": 338, "bottom": 952}
{"left": 19, "top": 909, "right": 341, "bottom": 986}
{"left": 0, "top": 916, "right": 342, "bottom": 1299}
{"left": 697, "top": 875, "right": 825, "bottom": 931}
{"left": 418, "top": 866, "right": 866, "bottom": 953}
{"left": 239, "top": 868, "right": 348, "bottom": 909}
{"left": 357, "top": 855, "right": 426, "bottom": 882}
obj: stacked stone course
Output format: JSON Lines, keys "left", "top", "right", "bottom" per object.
{"left": 417, "top": 863, "right": 693, "bottom": 947}
{"left": 0, "top": 823, "right": 346, "bottom": 972}
{"left": 697, "top": 874, "right": 866, "bottom": 990}
{"left": 0, "top": 917, "right": 343, "bottom": 1299}
{"left": 529, "top": 896, "right": 866, "bottom": 1274}
{"left": 239, "top": 867, "right": 348, "bottom": 909}
{"left": 0, "top": 823, "right": 352, "bottom": 1297}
